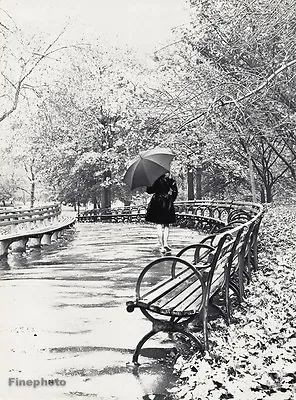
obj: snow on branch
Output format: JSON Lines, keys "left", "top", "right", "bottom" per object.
{"left": 223, "top": 58, "right": 296, "bottom": 105}
{"left": 176, "top": 58, "right": 296, "bottom": 132}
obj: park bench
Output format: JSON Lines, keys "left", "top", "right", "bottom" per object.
{"left": 199, "top": 214, "right": 263, "bottom": 309}
{"left": 75, "top": 201, "right": 264, "bottom": 364}
{"left": 0, "top": 215, "right": 75, "bottom": 258}
{"left": 126, "top": 232, "right": 245, "bottom": 364}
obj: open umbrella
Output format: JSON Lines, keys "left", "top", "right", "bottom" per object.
{"left": 123, "top": 147, "right": 175, "bottom": 190}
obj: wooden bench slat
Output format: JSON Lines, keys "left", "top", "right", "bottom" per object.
{"left": 139, "top": 254, "right": 228, "bottom": 315}
{"left": 170, "top": 269, "right": 225, "bottom": 314}
{"left": 161, "top": 281, "right": 203, "bottom": 312}
{"left": 136, "top": 300, "right": 196, "bottom": 317}
{"left": 140, "top": 269, "right": 195, "bottom": 305}
{"left": 140, "top": 266, "right": 192, "bottom": 299}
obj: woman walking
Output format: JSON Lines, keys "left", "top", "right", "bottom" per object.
{"left": 145, "top": 172, "right": 178, "bottom": 254}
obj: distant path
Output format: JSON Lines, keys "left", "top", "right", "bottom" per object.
{"left": 0, "top": 222, "right": 203, "bottom": 400}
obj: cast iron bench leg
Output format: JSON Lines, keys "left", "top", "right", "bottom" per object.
{"left": 225, "top": 279, "right": 231, "bottom": 325}
{"left": 132, "top": 330, "right": 157, "bottom": 365}
{"left": 173, "top": 328, "right": 204, "bottom": 354}
{"left": 209, "top": 297, "right": 228, "bottom": 323}
{"left": 229, "top": 282, "right": 241, "bottom": 301}
{"left": 132, "top": 324, "right": 204, "bottom": 365}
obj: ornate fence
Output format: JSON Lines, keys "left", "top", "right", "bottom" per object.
{"left": 77, "top": 200, "right": 264, "bottom": 235}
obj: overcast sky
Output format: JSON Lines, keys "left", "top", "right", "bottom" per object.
{"left": 1, "top": 0, "right": 190, "bottom": 54}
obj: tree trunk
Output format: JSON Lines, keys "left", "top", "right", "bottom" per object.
{"left": 187, "top": 168, "right": 194, "bottom": 200}
{"left": 265, "top": 185, "right": 273, "bottom": 203}
{"left": 101, "top": 170, "right": 111, "bottom": 208}
{"left": 248, "top": 152, "right": 257, "bottom": 202}
{"left": 30, "top": 180, "right": 35, "bottom": 208}
{"left": 92, "top": 197, "right": 98, "bottom": 209}
{"left": 260, "top": 187, "right": 266, "bottom": 203}
{"left": 195, "top": 167, "right": 202, "bottom": 199}
{"left": 102, "top": 188, "right": 111, "bottom": 208}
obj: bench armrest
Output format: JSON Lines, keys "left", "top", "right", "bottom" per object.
{"left": 201, "top": 230, "right": 234, "bottom": 247}
{"left": 135, "top": 256, "right": 206, "bottom": 301}
{"left": 176, "top": 243, "right": 214, "bottom": 264}
{"left": 200, "top": 234, "right": 216, "bottom": 247}
{"left": 126, "top": 301, "right": 136, "bottom": 313}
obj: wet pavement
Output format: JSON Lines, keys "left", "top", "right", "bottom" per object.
{"left": 0, "top": 222, "right": 203, "bottom": 400}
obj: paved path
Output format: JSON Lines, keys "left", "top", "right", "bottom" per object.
{"left": 0, "top": 222, "right": 203, "bottom": 400}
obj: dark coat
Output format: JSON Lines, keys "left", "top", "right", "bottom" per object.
{"left": 145, "top": 174, "right": 178, "bottom": 225}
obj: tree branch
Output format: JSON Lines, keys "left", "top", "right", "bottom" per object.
{"left": 0, "top": 29, "right": 66, "bottom": 123}
{"left": 223, "top": 58, "right": 296, "bottom": 105}
{"left": 174, "top": 58, "right": 296, "bottom": 132}
{"left": 262, "top": 135, "right": 296, "bottom": 179}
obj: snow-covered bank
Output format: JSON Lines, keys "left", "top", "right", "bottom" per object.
{"left": 170, "top": 204, "right": 296, "bottom": 400}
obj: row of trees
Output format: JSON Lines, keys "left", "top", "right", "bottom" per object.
{"left": 1, "top": 0, "right": 296, "bottom": 207}
{"left": 151, "top": 0, "right": 296, "bottom": 202}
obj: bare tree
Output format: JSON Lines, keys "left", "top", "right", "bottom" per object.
{"left": 0, "top": 8, "right": 67, "bottom": 123}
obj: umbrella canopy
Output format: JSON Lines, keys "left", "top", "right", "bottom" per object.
{"left": 123, "top": 147, "right": 175, "bottom": 190}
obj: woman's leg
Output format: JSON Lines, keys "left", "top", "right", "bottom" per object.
{"left": 156, "top": 224, "right": 164, "bottom": 247}
{"left": 163, "top": 224, "right": 170, "bottom": 249}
